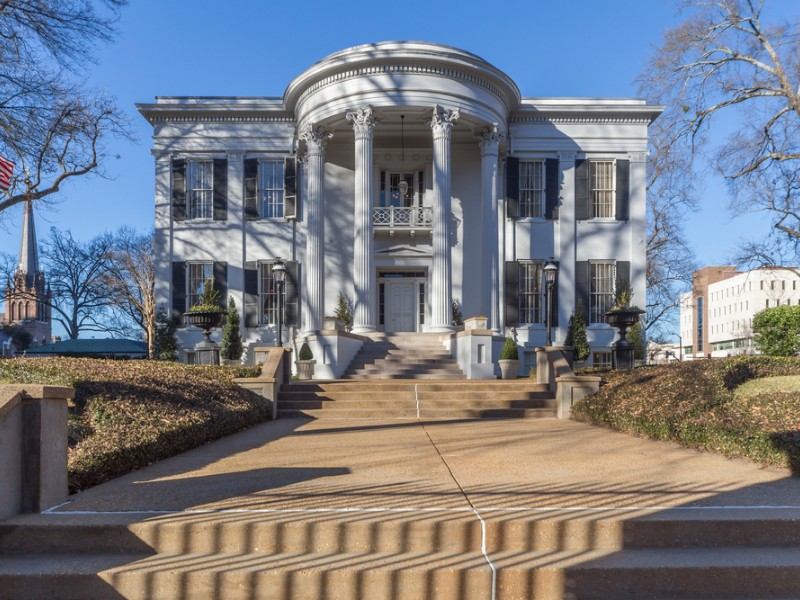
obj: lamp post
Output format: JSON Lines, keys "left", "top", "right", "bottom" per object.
{"left": 543, "top": 261, "right": 558, "bottom": 347}
{"left": 272, "top": 259, "right": 286, "bottom": 347}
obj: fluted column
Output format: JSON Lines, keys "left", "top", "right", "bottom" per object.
{"left": 477, "top": 125, "right": 503, "bottom": 333}
{"left": 299, "top": 124, "right": 332, "bottom": 334}
{"left": 429, "top": 105, "right": 460, "bottom": 332}
{"left": 346, "top": 106, "right": 377, "bottom": 333}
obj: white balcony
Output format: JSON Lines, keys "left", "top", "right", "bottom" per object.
{"left": 373, "top": 206, "right": 432, "bottom": 237}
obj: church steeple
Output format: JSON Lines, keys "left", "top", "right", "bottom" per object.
{"left": 18, "top": 199, "right": 40, "bottom": 287}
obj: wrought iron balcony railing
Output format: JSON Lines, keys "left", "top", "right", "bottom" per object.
{"left": 373, "top": 206, "right": 433, "bottom": 230}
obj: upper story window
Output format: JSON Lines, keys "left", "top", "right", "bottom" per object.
{"left": 245, "top": 157, "right": 297, "bottom": 221}
{"left": 187, "top": 161, "right": 213, "bottom": 220}
{"left": 519, "top": 161, "right": 544, "bottom": 218}
{"left": 590, "top": 161, "right": 615, "bottom": 219}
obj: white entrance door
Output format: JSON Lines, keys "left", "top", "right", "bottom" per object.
{"left": 388, "top": 282, "right": 415, "bottom": 332}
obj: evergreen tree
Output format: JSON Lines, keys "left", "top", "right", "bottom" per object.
{"left": 221, "top": 297, "right": 244, "bottom": 361}
{"left": 565, "top": 301, "right": 590, "bottom": 362}
{"left": 334, "top": 292, "right": 353, "bottom": 330}
{"left": 627, "top": 321, "right": 646, "bottom": 361}
{"left": 152, "top": 309, "right": 178, "bottom": 361}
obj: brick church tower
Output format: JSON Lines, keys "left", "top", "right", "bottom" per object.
{"left": 4, "top": 200, "right": 51, "bottom": 346}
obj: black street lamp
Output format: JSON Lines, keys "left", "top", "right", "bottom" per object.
{"left": 272, "top": 259, "right": 286, "bottom": 347}
{"left": 543, "top": 261, "right": 558, "bottom": 346}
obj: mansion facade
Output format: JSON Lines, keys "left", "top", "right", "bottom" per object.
{"left": 138, "top": 42, "right": 661, "bottom": 372}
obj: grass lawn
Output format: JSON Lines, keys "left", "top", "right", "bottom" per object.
{"left": 572, "top": 356, "right": 800, "bottom": 473}
{"left": 1, "top": 358, "right": 262, "bottom": 492}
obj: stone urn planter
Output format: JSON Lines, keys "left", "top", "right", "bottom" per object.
{"left": 498, "top": 359, "right": 520, "bottom": 380}
{"left": 605, "top": 308, "right": 644, "bottom": 370}
{"left": 183, "top": 310, "right": 225, "bottom": 365}
{"left": 296, "top": 342, "right": 316, "bottom": 380}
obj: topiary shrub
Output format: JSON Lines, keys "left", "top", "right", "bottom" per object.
{"left": 221, "top": 297, "right": 244, "bottom": 361}
{"left": 298, "top": 342, "right": 313, "bottom": 361}
{"left": 565, "top": 301, "right": 590, "bottom": 362}
{"left": 500, "top": 336, "right": 518, "bottom": 360}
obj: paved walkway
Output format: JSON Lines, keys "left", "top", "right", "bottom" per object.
{"left": 49, "top": 418, "right": 800, "bottom": 515}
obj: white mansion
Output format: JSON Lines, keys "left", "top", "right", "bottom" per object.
{"left": 138, "top": 42, "right": 661, "bottom": 374}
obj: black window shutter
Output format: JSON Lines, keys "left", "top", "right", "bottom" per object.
{"left": 213, "top": 158, "right": 228, "bottom": 221}
{"left": 615, "top": 261, "right": 631, "bottom": 293}
{"left": 171, "top": 262, "right": 187, "bottom": 324}
{"left": 285, "top": 261, "right": 300, "bottom": 327}
{"left": 244, "top": 158, "right": 259, "bottom": 221}
{"left": 506, "top": 157, "right": 519, "bottom": 219}
{"left": 172, "top": 159, "right": 186, "bottom": 221}
{"left": 615, "top": 159, "right": 630, "bottom": 221}
{"left": 545, "top": 158, "right": 559, "bottom": 220}
{"left": 284, "top": 157, "right": 297, "bottom": 220}
{"left": 244, "top": 262, "right": 259, "bottom": 327}
{"left": 213, "top": 261, "right": 227, "bottom": 309}
{"left": 575, "top": 159, "right": 589, "bottom": 220}
{"left": 575, "top": 261, "right": 590, "bottom": 322}
{"left": 504, "top": 261, "right": 519, "bottom": 327}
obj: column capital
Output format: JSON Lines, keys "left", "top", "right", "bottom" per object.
{"left": 346, "top": 106, "right": 378, "bottom": 140}
{"left": 430, "top": 104, "right": 460, "bottom": 139}
{"left": 299, "top": 123, "right": 333, "bottom": 156}
{"left": 476, "top": 124, "right": 504, "bottom": 156}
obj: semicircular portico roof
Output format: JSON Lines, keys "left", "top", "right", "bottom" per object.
{"left": 285, "top": 41, "right": 522, "bottom": 129}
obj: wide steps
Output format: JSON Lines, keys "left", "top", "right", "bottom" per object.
{"left": 2, "top": 510, "right": 800, "bottom": 599}
{"left": 278, "top": 380, "right": 557, "bottom": 419}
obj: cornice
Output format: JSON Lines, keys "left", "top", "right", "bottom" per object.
{"left": 145, "top": 115, "right": 295, "bottom": 124}
{"left": 510, "top": 115, "right": 654, "bottom": 125}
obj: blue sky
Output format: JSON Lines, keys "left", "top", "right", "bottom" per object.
{"left": 1, "top": 0, "right": 795, "bottom": 270}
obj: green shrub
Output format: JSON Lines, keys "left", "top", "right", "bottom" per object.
{"left": 501, "top": 336, "right": 518, "bottom": 360}
{"left": 189, "top": 278, "right": 222, "bottom": 312}
{"left": 153, "top": 309, "right": 179, "bottom": 360}
{"left": 221, "top": 298, "right": 244, "bottom": 361}
{"left": 571, "top": 356, "right": 800, "bottom": 470}
{"left": 752, "top": 305, "right": 800, "bottom": 356}
{"left": 565, "top": 301, "right": 590, "bottom": 362}
{"left": 334, "top": 292, "right": 354, "bottom": 330}
{"left": 0, "top": 358, "right": 262, "bottom": 492}
{"left": 298, "top": 342, "right": 313, "bottom": 361}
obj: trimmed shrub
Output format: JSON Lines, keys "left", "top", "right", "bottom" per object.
{"left": 501, "top": 336, "right": 518, "bottom": 360}
{"left": 221, "top": 297, "right": 244, "bottom": 361}
{"left": 565, "top": 301, "right": 590, "bottom": 362}
{"left": 753, "top": 305, "right": 800, "bottom": 356}
{"left": 298, "top": 342, "right": 313, "bottom": 360}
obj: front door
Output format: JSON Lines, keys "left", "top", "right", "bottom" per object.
{"left": 388, "top": 282, "right": 415, "bottom": 332}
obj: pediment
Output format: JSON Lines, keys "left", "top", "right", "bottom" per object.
{"left": 375, "top": 244, "right": 432, "bottom": 258}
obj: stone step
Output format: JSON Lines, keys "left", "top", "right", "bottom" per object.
{"left": 279, "top": 408, "right": 419, "bottom": 418}
{"left": 282, "top": 381, "right": 548, "bottom": 392}
{"left": 420, "top": 408, "right": 556, "bottom": 419}
{"left": 343, "top": 372, "right": 467, "bottom": 380}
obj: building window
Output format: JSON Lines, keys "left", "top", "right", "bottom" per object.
{"left": 592, "top": 351, "right": 612, "bottom": 368}
{"left": 259, "top": 262, "right": 286, "bottom": 325}
{"left": 418, "top": 282, "right": 425, "bottom": 325}
{"left": 519, "top": 161, "right": 544, "bottom": 218}
{"left": 590, "top": 262, "right": 616, "bottom": 323}
{"left": 259, "top": 160, "right": 285, "bottom": 219}
{"left": 519, "top": 262, "right": 543, "bottom": 324}
{"left": 590, "top": 161, "right": 615, "bottom": 218}
{"left": 187, "top": 161, "right": 213, "bottom": 219}
{"left": 696, "top": 296, "right": 704, "bottom": 351}
{"left": 187, "top": 262, "right": 214, "bottom": 309}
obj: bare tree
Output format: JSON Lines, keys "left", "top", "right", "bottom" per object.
{"left": 41, "top": 227, "right": 115, "bottom": 339}
{"left": 103, "top": 227, "right": 156, "bottom": 356}
{"left": 640, "top": 0, "right": 800, "bottom": 244}
{"left": 0, "top": 0, "right": 129, "bottom": 216}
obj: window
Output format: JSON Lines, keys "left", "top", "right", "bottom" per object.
{"left": 259, "top": 160, "right": 285, "bottom": 219}
{"left": 519, "top": 262, "right": 543, "bottom": 324}
{"left": 590, "top": 262, "right": 616, "bottom": 323}
{"left": 187, "top": 262, "right": 214, "bottom": 309}
{"left": 259, "top": 262, "right": 287, "bottom": 325}
{"left": 592, "top": 351, "right": 612, "bottom": 368}
{"left": 187, "top": 161, "right": 213, "bottom": 219}
{"left": 696, "top": 297, "right": 704, "bottom": 351}
{"left": 590, "top": 161, "right": 615, "bottom": 218}
{"left": 519, "top": 161, "right": 544, "bottom": 218}
{"left": 380, "top": 171, "right": 424, "bottom": 207}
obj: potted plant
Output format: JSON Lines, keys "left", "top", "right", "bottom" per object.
{"left": 184, "top": 278, "right": 225, "bottom": 330}
{"left": 296, "top": 342, "right": 316, "bottom": 380}
{"left": 605, "top": 283, "right": 644, "bottom": 370}
{"left": 498, "top": 336, "right": 520, "bottom": 379}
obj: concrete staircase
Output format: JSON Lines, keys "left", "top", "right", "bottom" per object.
{"left": 343, "top": 332, "right": 466, "bottom": 379}
{"left": 2, "top": 508, "right": 799, "bottom": 599}
{"left": 277, "top": 380, "right": 557, "bottom": 419}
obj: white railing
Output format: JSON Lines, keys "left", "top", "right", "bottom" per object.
{"left": 373, "top": 206, "right": 433, "bottom": 228}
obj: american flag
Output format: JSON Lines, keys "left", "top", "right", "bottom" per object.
{"left": 0, "top": 155, "right": 14, "bottom": 190}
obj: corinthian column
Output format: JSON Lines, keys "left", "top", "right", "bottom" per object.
{"left": 429, "top": 104, "right": 460, "bottom": 332}
{"left": 299, "top": 124, "right": 332, "bottom": 334}
{"left": 476, "top": 124, "right": 503, "bottom": 333}
{"left": 346, "top": 106, "right": 377, "bottom": 333}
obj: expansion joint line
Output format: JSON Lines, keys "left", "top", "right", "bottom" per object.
{"left": 415, "top": 388, "right": 497, "bottom": 600}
